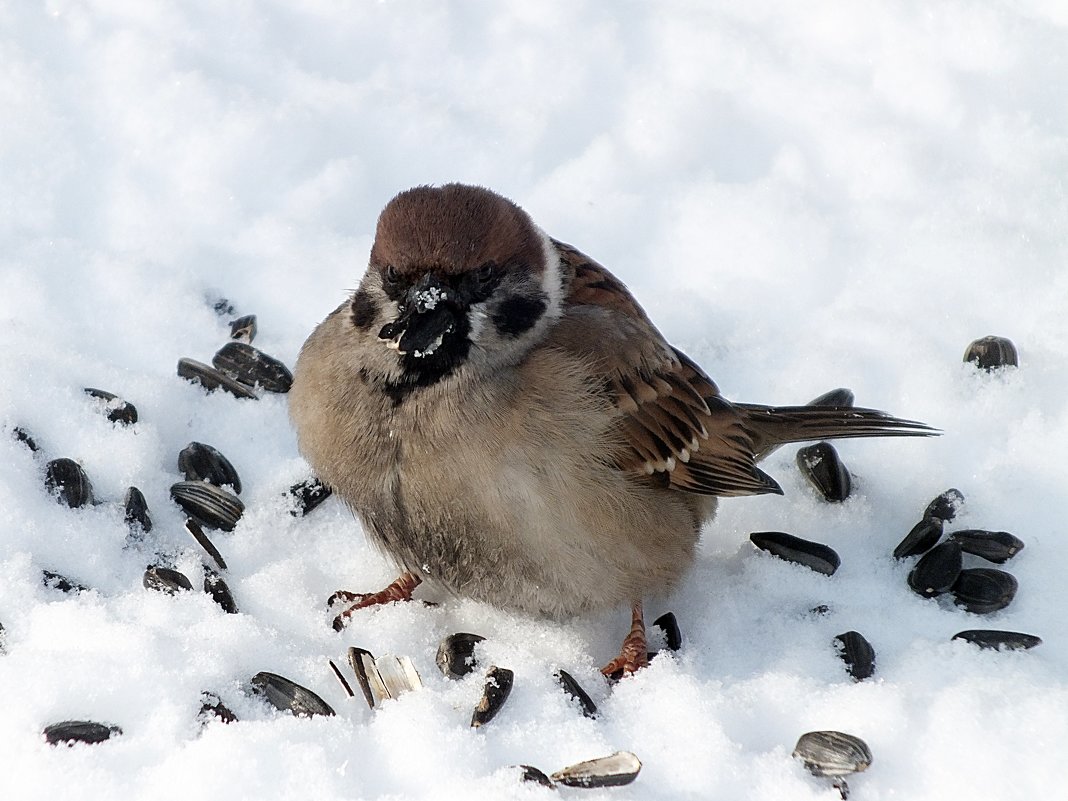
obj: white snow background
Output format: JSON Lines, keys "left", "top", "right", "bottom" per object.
{"left": 2, "top": 2, "right": 1068, "bottom": 799}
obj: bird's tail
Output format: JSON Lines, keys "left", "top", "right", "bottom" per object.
{"left": 735, "top": 403, "right": 939, "bottom": 461}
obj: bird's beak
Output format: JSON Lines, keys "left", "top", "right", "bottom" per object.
{"left": 377, "top": 276, "right": 459, "bottom": 357}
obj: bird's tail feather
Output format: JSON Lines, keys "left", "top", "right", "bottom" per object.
{"left": 735, "top": 404, "right": 939, "bottom": 461}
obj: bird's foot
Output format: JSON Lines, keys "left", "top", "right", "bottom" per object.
{"left": 600, "top": 601, "right": 649, "bottom": 679}
{"left": 329, "top": 572, "right": 422, "bottom": 631}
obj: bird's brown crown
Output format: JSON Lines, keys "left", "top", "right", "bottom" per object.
{"left": 370, "top": 184, "right": 545, "bottom": 276}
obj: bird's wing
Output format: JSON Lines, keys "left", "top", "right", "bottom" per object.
{"left": 550, "top": 239, "right": 783, "bottom": 497}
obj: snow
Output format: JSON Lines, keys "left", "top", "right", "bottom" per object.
{"left": 2, "top": 2, "right": 1067, "bottom": 799}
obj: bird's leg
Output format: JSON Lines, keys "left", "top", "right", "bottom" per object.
{"left": 600, "top": 600, "right": 649, "bottom": 677}
{"left": 329, "top": 571, "right": 422, "bottom": 631}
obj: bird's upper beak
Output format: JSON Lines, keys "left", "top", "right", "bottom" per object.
{"left": 378, "top": 275, "right": 460, "bottom": 358}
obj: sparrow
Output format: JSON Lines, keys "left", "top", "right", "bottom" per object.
{"left": 288, "top": 183, "right": 934, "bottom": 676}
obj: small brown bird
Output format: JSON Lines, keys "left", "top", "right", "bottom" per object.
{"left": 289, "top": 183, "right": 933, "bottom": 676}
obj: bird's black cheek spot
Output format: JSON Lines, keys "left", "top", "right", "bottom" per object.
{"left": 350, "top": 289, "right": 378, "bottom": 331}
{"left": 491, "top": 295, "right": 547, "bottom": 337}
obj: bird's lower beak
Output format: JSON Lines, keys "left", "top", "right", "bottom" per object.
{"left": 378, "top": 280, "right": 459, "bottom": 358}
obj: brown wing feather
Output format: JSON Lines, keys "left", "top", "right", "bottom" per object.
{"left": 552, "top": 239, "right": 781, "bottom": 497}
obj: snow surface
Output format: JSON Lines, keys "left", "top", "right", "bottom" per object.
{"left": 2, "top": 2, "right": 1068, "bottom": 799}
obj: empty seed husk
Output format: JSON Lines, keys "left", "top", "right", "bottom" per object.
{"left": 964, "top": 335, "right": 1018, "bottom": 370}
{"left": 807, "top": 388, "right": 856, "bottom": 408}
{"left": 250, "top": 671, "right": 335, "bottom": 717}
{"left": 229, "top": 314, "right": 257, "bottom": 343}
{"left": 44, "top": 720, "right": 122, "bottom": 746}
{"left": 348, "top": 647, "right": 385, "bottom": 709}
{"left": 471, "top": 666, "right": 514, "bottom": 728}
{"left": 289, "top": 477, "right": 332, "bottom": 516}
{"left": 170, "top": 480, "right": 244, "bottom": 531}
{"left": 952, "top": 568, "right": 1018, "bottom": 614}
{"left": 750, "top": 531, "right": 841, "bottom": 576}
{"left": 924, "top": 488, "right": 965, "bottom": 523}
{"left": 143, "top": 566, "right": 193, "bottom": 594}
{"left": 198, "top": 691, "right": 238, "bottom": 724}
{"left": 213, "top": 341, "right": 293, "bottom": 393}
{"left": 203, "top": 567, "right": 238, "bottom": 613}
{"left": 178, "top": 441, "right": 242, "bottom": 494}
{"left": 796, "top": 442, "right": 852, "bottom": 503}
{"left": 952, "top": 630, "right": 1042, "bottom": 651}
{"left": 893, "top": 517, "right": 943, "bottom": 560}
{"left": 185, "top": 518, "right": 228, "bottom": 570}
{"left": 834, "top": 631, "right": 876, "bottom": 681}
{"left": 328, "top": 660, "right": 355, "bottom": 698}
{"left": 84, "top": 387, "right": 138, "bottom": 426}
{"left": 550, "top": 751, "right": 643, "bottom": 788}
{"left": 793, "top": 731, "right": 872, "bottom": 777}
{"left": 123, "top": 486, "right": 153, "bottom": 534}
{"left": 907, "top": 540, "right": 963, "bottom": 598}
{"left": 42, "top": 570, "right": 89, "bottom": 594}
{"left": 44, "top": 458, "right": 94, "bottom": 508}
{"left": 653, "top": 611, "right": 682, "bottom": 651}
{"left": 436, "top": 632, "right": 485, "bottom": 679}
{"left": 177, "top": 357, "right": 258, "bottom": 399}
{"left": 377, "top": 655, "right": 423, "bottom": 698}
{"left": 949, "top": 530, "right": 1024, "bottom": 564}
{"left": 556, "top": 669, "right": 598, "bottom": 719}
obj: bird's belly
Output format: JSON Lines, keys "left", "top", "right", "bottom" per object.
{"left": 372, "top": 445, "right": 703, "bottom": 618}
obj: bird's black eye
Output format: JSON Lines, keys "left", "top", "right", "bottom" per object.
{"left": 384, "top": 265, "right": 400, "bottom": 285}
{"left": 475, "top": 263, "right": 496, "bottom": 285}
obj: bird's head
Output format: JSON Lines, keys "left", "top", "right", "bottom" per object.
{"left": 349, "top": 184, "right": 564, "bottom": 390}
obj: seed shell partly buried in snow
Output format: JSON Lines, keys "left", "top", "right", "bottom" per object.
{"left": 949, "top": 530, "right": 1024, "bottom": 564}
{"left": 556, "top": 670, "right": 598, "bottom": 719}
{"left": 42, "top": 570, "right": 89, "bottom": 594}
{"left": 834, "top": 631, "right": 876, "bottom": 681}
{"left": 177, "top": 357, "right": 258, "bottom": 399}
{"left": 212, "top": 341, "right": 293, "bottom": 393}
{"left": 198, "top": 691, "right": 238, "bottom": 724}
{"left": 907, "top": 540, "right": 963, "bottom": 598}
{"left": 289, "top": 477, "right": 332, "bottom": 516}
{"left": 952, "top": 568, "right": 1018, "bottom": 614}
{"left": 123, "top": 486, "right": 152, "bottom": 534}
{"left": 83, "top": 387, "right": 138, "bottom": 425}
{"left": 250, "top": 672, "right": 335, "bottom": 717}
{"left": 964, "top": 335, "right": 1018, "bottom": 371}
{"left": 471, "top": 666, "right": 514, "bottom": 728}
{"left": 203, "top": 567, "right": 238, "bottom": 613}
{"left": 750, "top": 531, "right": 841, "bottom": 576}
{"left": 170, "top": 480, "right": 244, "bottom": 531}
{"left": 143, "top": 566, "right": 193, "bottom": 594}
{"left": 178, "top": 442, "right": 242, "bottom": 494}
{"left": 44, "top": 720, "right": 123, "bottom": 746}
{"left": 893, "top": 517, "right": 943, "bottom": 559}
{"left": 185, "top": 519, "right": 228, "bottom": 570}
{"left": 952, "top": 630, "right": 1042, "bottom": 650}
{"left": 229, "top": 314, "right": 257, "bottom": 343}
{"left": 652, "top": 611, "right": 682, "bottom": 651}
{"left": 923, "top": 488, "right": 965, "bottom": 523}
{"left": 13, "top": 426, "right": 40, "bottom": 452}
{"left": 796, "top": 441, "right": 852, "bottom": 503}
{"left": 517, "top": 765, "right": 555, "bottom": 787}
{"left": 793, "top": 731, "right": 872, "bottom": 777}
{"left": 550, "top": 751, "right": 643, "bottom": 788}
{"left": 44, "top": 458, "right": 95, "bottom": 508}
{"left": 436, "top": 632, "right": 485, "bottom": 679}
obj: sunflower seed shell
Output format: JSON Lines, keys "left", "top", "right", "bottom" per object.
{"left": 949, "top": 530, "right": 1024, "bottom": 564}
{"left": 213, "top": 341, "right": 293, "bottom": 393}
{"left": 750, "top": 531, "right": 841, "bottom": 576}
{"left": 250, "top": 671, "right": 335, "bottom": 717}
{"left": 793, "top": 731, "right": 872, "bottom": 777}
{"left": 964, "top": 335, "right": 1018, "bottom": 370}
{"left": 170, "top": 480, "right": 244, "bottom": 531}
{"left": 907, "top": 540, "right": 963, "bottom": 598}
{"left": 893, "top": 517, "right": 943, "bottom": 559}
{"left": 550, "top": 751, "right": 643, "bottom": 788}
{"left": 44, "top": 720, "right": 122, "bottom": 746}
{"left": 44, "top": 458, "right": 95, "bottom": 508}
{"left": 471, "top": 666, "right": 514, "bottom": 728}
{"left": 177, "top": 357, "right": 258, "bottom": 399}
{"left": 952, "top": 568, "right": 1018, "bottom": 614}
{"left": 797, "top": 441, "right": 852, "bottom": 503}
{"left": 952, "top": 630, "right": 1042, "bottom": 650}
{"left": 178, "top": 442, "right": 242, "bottom": 494}
{"left": 834, "top": 631, "right": 876, "bottom": 681}
{"left": 436, "top": 632, "right": 485, "bottom": 679}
